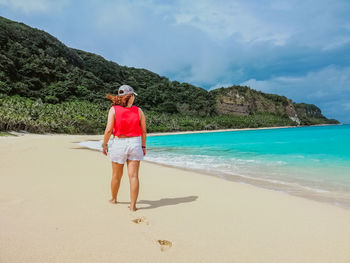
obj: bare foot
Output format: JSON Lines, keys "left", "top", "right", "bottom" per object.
{"left": 109, "top": 199, "right": 117, "bottom": 204}
{"left": 128, "top": 205, "right": 137, "bottom": 211}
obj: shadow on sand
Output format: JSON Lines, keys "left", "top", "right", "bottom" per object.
{"left": 118, "top": 196, "right": 198, "bottom": 210}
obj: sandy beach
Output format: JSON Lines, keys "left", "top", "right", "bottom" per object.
{"left": 1, "top": 133, "right": 350, "bottom": 263}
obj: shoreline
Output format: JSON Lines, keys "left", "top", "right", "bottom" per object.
{"left": 73, "top": 123, "right": 350, "bottom": 211}
{"left": 5, "top": 123, "right": 346, "bottom": 212}
{"left": 3, "top": 124, "right": 349, "bottom": 210}
{"left": 75, "top": 143, "right": 350, "bottom": 211}
{"left": 141, "top": 160, "right": 350, "bottom": 211}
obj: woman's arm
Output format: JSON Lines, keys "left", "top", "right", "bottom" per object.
{"left": 139, "top": 108, "right": 147, "bottom": 156}
{"left": 102, "top": 107, "right": 115, "bottom": 155}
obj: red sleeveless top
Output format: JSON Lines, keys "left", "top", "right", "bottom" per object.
{"left": 113, "top": 105, "right": 142, "bottom": 137}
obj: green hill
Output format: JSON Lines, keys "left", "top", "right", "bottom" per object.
{"left": 0, "top": 16, "right": 339, "bottom": 134}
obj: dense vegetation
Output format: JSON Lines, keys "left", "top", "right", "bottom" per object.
{"left": 0, "top": 16, "right": 339, "bottom": 134}
{"left": 0, "top": 95, "right": 297, "bottom": 134}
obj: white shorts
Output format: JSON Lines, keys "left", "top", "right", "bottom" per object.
{"left": 108, "top": 136, "right": 144, "bottom": 164}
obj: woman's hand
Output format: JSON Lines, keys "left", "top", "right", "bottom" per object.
{"left": 102, "top": 107, "right": 115, "bottom": 156}
{"left": 139, "top": 108, "right": 147, "bottom": 157}
{"left": 102, "top": 144, "right": 108, "bottom": 155}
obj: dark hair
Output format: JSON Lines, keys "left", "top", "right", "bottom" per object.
{"left": 106, "top": 94, "right": 133, "bottom": 107}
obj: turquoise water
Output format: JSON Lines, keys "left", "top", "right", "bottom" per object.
{"left": 145, "top": 125, "right": 350, "bottom": 209}
{"left": 79, "top": 124, "right": 350, "bottom": 209}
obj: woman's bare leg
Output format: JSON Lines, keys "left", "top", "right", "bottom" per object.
{"left": 110, "top": 162, "right": 124, "bottom": 204}
{"left": 126, "top": 160, "right": 140, "bottom": 211}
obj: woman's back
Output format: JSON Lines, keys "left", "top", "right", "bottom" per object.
{"left": 113, "top": 105, "right": 142, "bottom": 137}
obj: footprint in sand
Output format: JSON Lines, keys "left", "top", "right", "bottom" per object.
{"left": 130, "top": 217, "right": 172, "bottom": 251}
{"left": 157, "top": 240, "right": 172, "bottom": 251}
{"left": 131, "top": 217, "right": 149, "bottom": 225}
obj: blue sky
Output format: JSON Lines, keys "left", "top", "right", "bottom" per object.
{"left": 1, "top": 0, "right": 350, "bottom": 123}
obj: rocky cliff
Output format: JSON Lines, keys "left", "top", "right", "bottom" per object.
{"left": 210, "top": 86, "right": 338, "bottom": 125}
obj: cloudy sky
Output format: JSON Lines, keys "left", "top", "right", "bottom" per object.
{"left": 1, "top": 0, "right": 350, "bottom": 123}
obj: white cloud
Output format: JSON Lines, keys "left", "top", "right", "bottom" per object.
{"left": 0, "top": 0, "right": 69, "bottom": 13}
{"left": 170, "top": 0, "right": 292, "bottom": 45}
{"left": 242, "top": 66, "right": 350, "bottom": 98}
{"left": 151, "top": 0, "right": 350, "bottom": 51}
{"left": 86, "top": 0, "right": 350, "bottom": 85}
{"left": 93, "top": 1, "right": 146, "bottom": 35}
{"left": 209, "top": 83, "right": 232, "bottom": 91}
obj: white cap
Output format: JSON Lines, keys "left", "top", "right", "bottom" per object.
{"left": 118, "top": 85, "right": 138, "bottom": 96}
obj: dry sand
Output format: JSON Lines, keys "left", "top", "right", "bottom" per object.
{"left": 1, "top": 134, "right": 350, "bottom": 263}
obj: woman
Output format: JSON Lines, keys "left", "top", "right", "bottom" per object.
{"left": 102, "top": 84, "right": 147, "bottom": 211}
